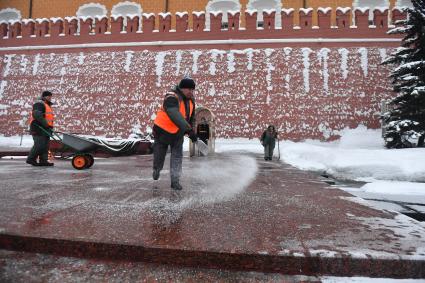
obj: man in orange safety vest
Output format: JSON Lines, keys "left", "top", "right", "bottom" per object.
{"left": 26, "top": 91, "right": 55, "bottom": 167}
{"left": 152, "top": 77, "right": 197, "bottom": 190}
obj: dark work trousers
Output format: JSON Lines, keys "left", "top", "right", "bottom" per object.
{"left": 264, "top": 144, "right": 275, "bottom": 160}
{"left": 27, "top": 135, "right": 50, "bottom": 162}
{"left": 153, "top": 136, "right": 184, "bottom": 184}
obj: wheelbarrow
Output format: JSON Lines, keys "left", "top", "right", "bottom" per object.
{"left": 39, "top": 126, "right": 103, "bottom": 170}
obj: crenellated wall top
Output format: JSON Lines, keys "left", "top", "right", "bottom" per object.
{"left": 0, "top": 7, "right": 407, "bottom": 50}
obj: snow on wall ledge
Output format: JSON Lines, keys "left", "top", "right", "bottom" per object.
{"left": 0, "top": 8, "right": 407, "bottom": 45}
{"left": 0, "top": 47, "right": 394, "bottom": 140}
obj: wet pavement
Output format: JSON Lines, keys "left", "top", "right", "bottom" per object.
{"left": 0, "top": 249, "right": 320, "bottom": 283}
{"left": 326, "top": 177, "right": 425, "bottom": 222}
{"left": 0, "top": 152, "right": 425, "bottom": 279}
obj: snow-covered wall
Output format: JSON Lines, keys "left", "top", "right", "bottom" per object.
{"left": 0, "top": 46, "right": 394, "bottom": 140}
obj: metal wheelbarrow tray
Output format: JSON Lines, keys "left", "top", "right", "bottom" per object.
{"left": 54, "top": 132, "right": 103, "bottom": 170}
{"left": 48, "top": 130, "right": 153, "bottom": 170}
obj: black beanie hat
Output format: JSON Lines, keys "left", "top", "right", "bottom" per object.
{"left": 178, "top": 78, "right": 196, "bottom": 89}
{"left": 42, "top": 91, "right": 52, "bottom": 97}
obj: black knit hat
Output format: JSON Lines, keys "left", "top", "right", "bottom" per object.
{"left": 42, "top": 91, "right": 52, "bottom": 97}
{"left": 178, "top": 78, "right": 196, "bottom": 89}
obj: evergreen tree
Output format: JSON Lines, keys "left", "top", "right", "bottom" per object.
{"left": 381, "top": 0, "right": 425, "bottom": 148}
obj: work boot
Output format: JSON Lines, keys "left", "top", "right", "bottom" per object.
{"left": 26, "top": 159, "right": 40, "bottom": 166}
{"left": 38, "top": 161, "right": 54, "bottom": 166}
{"left": 152, "top": 169, "right": 160, "bottom": 180}
{"left": 171, "top": 181, "right": 183, "bottom": 191}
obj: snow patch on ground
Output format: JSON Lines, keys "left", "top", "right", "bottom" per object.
{"left": 0, "top": 135, "right": 33, "bottom": 147}
{"left": 322, "top": 277, "right": 425, "bottom": 283}
{"left": 361, "top": 181, "right": 425, "bottom": 195}
{"left": 281, "top": 126, "right": 425, "bottom": 183}
{"left": 215, "top": 138, "right": 263, "bottom": 154}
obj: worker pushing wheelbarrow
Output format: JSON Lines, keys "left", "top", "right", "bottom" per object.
{"left": 26, "top": 90, "right": 151, "bottom": 170}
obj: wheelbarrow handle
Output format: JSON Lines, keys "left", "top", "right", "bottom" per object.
{"left": 50, "top": 130, "right": 63, "bottom": 141}
{"left": 35, "top": 124, "right": 62, "bottom": 142}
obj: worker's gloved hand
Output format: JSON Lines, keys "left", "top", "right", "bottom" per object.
{"left": 187, "top": 129, "right": 198, "bottom": 143}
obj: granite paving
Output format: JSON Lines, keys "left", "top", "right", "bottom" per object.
{"left": 0, "top": 152, "right": 424, "bottom": 279}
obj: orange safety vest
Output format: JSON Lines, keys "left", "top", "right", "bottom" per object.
{"left": 154, "top": 92, "right": 194, "bottom": 134}
{"left": 28, "top": 101, "right": 54, "bottom": 127}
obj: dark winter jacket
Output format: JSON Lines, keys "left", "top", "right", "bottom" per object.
{"left": 153, "top": 86, "right": 195, "bottom": 144}
{"left": 261, "top": 129, "right": 278, "bottom": 148}
{"left": 29, "top": 99, "right": 53, "bottom": 136}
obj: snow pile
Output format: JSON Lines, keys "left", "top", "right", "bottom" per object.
{"left": 0, "top": 135, "right": 32, "bottom": 147}
{"left": 215, "top": 138, "right": 263, "bottom": 154}
{"left": 337, "top": 126, "right": 384, "bottom": 149}
{"left": 361, "top": 181, "right": 425, "bottom": 195}
{"left": 281, "top": 125, "right": 425, "bottom": 182}
{"left": 187, "top": 126, "right": 424, "bottom": 186}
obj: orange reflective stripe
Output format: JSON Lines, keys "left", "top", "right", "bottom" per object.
{"left": 188, "top": 98, "right": 193, "bottom": 119}
{"left": 44, "top": 103, "right": 54, "bottom": 127}
{"left": 28, "top": 101, "right": 54, "bottom": 127}
{"left": 154, "top": 92, "right": 193, "bottom": 134}
{"left": 155, "top": 110, "right": 179, "bottom": 134}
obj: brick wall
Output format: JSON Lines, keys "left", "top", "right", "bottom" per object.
{"left": 0, "top": 45, "right": 396, "bottom": 140}
{"left": 0, "top": 9, "right": 403, "bottom": 140}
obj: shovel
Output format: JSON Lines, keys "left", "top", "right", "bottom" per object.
{"left": 195, "top": 139, "right": 209, "bottom": 156}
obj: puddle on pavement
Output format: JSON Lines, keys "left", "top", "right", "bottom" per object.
{"left": 319, "top": 173, "right": 425, "bottom": 222}
{"left": 402, "top": 212, "right": 425, "bottom": 222}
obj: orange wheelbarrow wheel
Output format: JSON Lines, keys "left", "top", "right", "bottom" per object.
{"left": 72, "top": 154, "right": 88, "bottom": 170}
{"left": 84, "top": 154, "right": 94, "bottom": 168}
